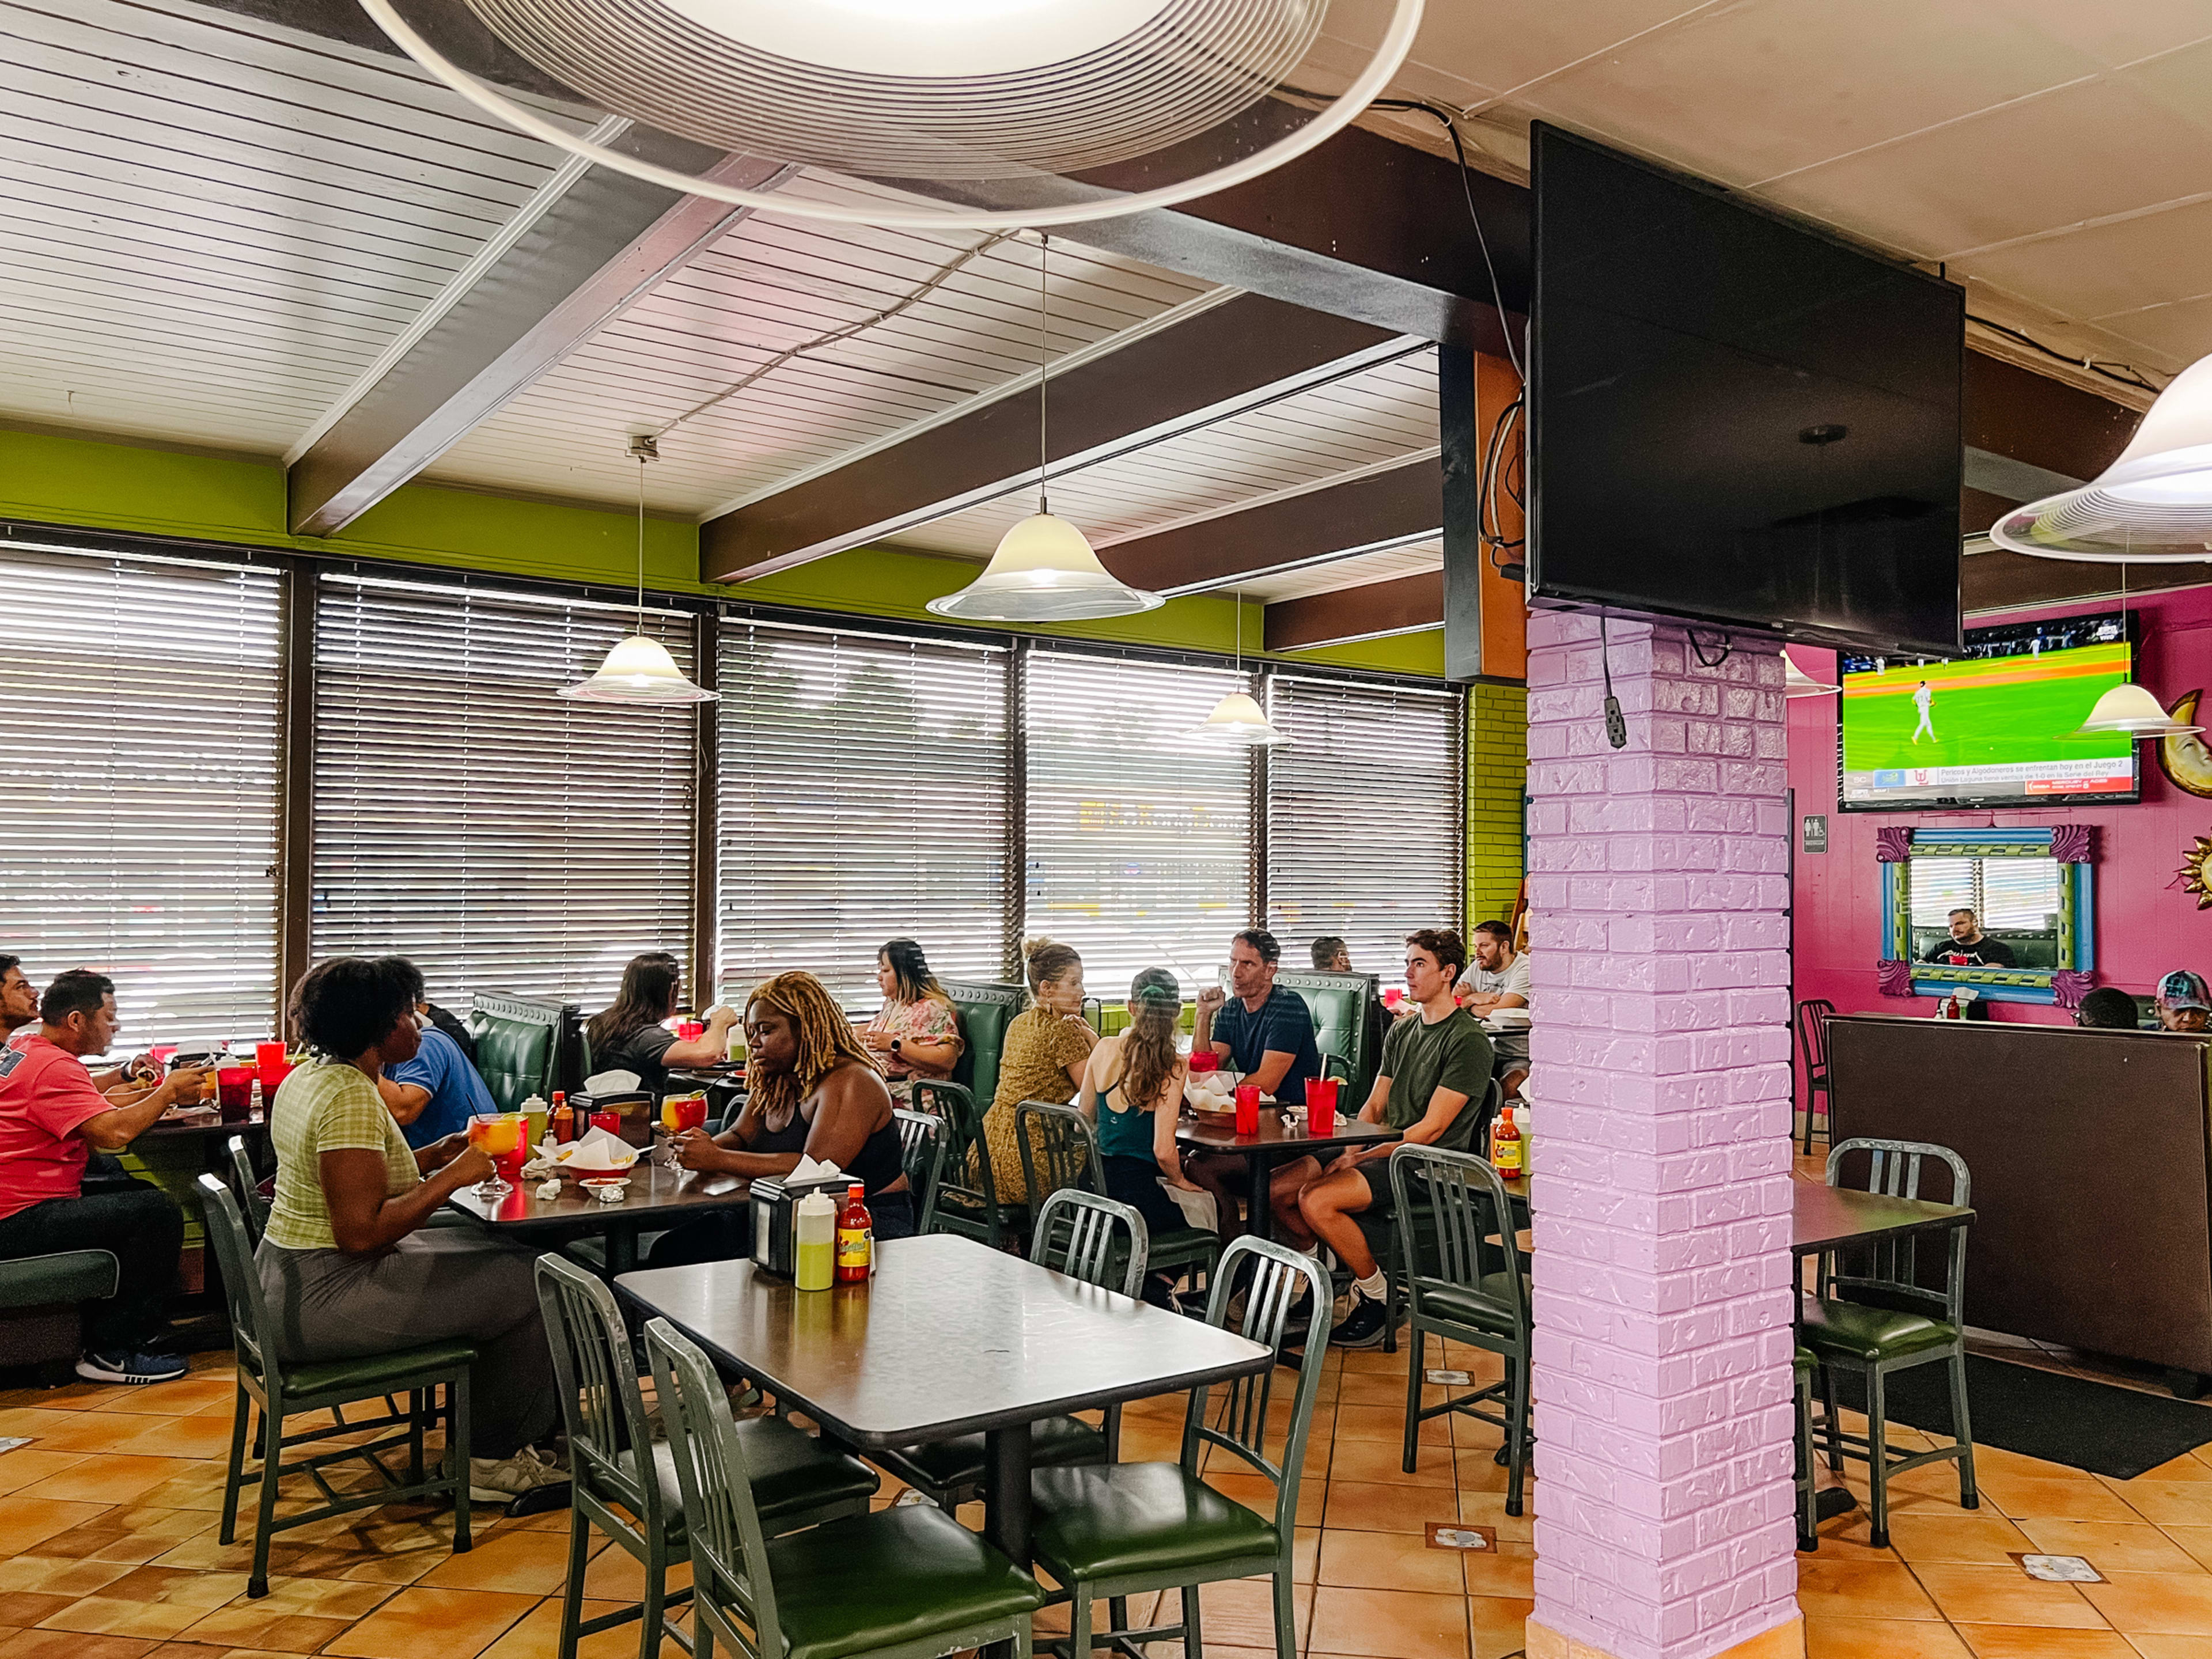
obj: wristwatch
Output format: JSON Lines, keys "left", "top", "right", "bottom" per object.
{"left": 890, "top": 1038, "right": 903, "bottom": 1055}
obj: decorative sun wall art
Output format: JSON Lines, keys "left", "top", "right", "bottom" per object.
{"left": 2183, "top": 834, "right": 2212, "bottom": 910}
{"left": 2160, "top": 692, "right": 2212, "bottom": 798}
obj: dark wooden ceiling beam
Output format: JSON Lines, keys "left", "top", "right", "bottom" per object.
{"left": 1100, "top": 454, "right": 1438, "bottom": 595}
{"left": 1266, "top": 571, "right": 1444, "bottom": 650}
{"left": 702, "top": 297, "right": 1404, "bottom": 579}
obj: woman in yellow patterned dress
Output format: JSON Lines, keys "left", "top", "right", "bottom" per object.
{"left": 980, "top": 937, "right": 1097, "bottom": 1206}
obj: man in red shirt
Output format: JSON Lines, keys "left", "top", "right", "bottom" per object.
{"left": 0, "top": 970, "right": 206, "bottom": 1384}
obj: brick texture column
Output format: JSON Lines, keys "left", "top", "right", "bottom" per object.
{"left": 1521, "top": 613, "right": 1803, "bottom": 1659}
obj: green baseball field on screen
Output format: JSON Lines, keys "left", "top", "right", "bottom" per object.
{"left": 1841, "top": 642, "right": 2134, "bottom": 773}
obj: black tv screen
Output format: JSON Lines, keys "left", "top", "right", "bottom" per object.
{"left": 1528, "top": 123, "right": 1964, "bottom": 658}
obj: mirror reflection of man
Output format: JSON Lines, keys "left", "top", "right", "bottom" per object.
{"left": 2156, "top": 971, "right": 2211, "bottom": 1034}
{"left": 1921, "top": 908, "right": 2015, "bottom": 969}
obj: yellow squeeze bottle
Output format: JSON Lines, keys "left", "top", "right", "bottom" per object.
{"left": 794, "top": 1190, "right": 836, "bottom": 1291}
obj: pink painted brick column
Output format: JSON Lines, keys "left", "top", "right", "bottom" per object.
{"left": 1522, "top": 613, "right": 1802, "bottom": 1659}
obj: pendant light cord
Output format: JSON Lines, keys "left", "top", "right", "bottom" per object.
{"left": 627, "top": 432, "right": 658, "bottom": 636}
{"left": 1037, "top": 230, "right": 1050, "bottom": 516}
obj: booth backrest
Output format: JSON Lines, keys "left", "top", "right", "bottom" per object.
{"left": 940, "top": 979, "right": 1027, "bottom": 1110}
{"left": 1277, "top": 969, "right": 1377, "bottom": 1096}
{"left": 468, "top": 992, "right": 577, "bottom": 1112}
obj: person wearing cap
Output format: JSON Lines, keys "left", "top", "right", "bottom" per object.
{"left": 1920, "top": 908, "right": 2016, "bottom": 969}
{"left": 2156, "top": 970, "right": 2211, "bottom": 1033}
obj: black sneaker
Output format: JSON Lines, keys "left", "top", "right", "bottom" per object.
{"left": 75, "top": 1349, "right": 187, "bottom": 1385}
{"left": 1328, "top": 1291, "right": 1392, "bottom": 1350}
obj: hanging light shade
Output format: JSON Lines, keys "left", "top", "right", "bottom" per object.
{"left": 2074, "top": 681, "right": 2200, "bottom": 738}
{"left": 1783, "top": 650, "right": 1838, "bottom": 698}
{"left": 926, "top": 511, "right": 1163, "bottom": 622}
{"left": 1188, "top": 690, "right": 1287, "bottom": 745}
{"left": 563, "top": 434, "right": 717, "bottom": 704}
{"left": 1992, "top": 354, "right": 2212, "bottom": 562}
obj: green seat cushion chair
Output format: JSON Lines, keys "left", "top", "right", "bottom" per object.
{"left": 1795, "top": 1344, "right": 1818, "bottom": 1375}
{"left": 763, "top": 1506, "right": 1046, "bottom": 1659}
{"left": 283, "top": 1340, "right": 480, "bottom": 1402}
{"left": 1799, "top": 1299, "right": 1960, "bottom": 1365}
{"left": 1416, "top": 1272, "right": 1533, "bottom": 1336}
{"left": 639, "top": 1419, "right": 880, "bottom": 1536}
{"left": 1028, "top": 1461, "right": 1282, "bottom": 1582}
{"left": 468, "top": 992, "right": 574, "bottom": 1113}
{"left": 0, "top": 1248, "right": 117, "bottom": 1308}
{"left": 890, "top": 1412, "right": 1107, "bottom": 1492}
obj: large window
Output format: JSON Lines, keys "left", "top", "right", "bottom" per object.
{"left": 1266, "top": 672, "right": 1464, "bottom": 975}
{"left": 718, "top": 620, "right": 1010, "bottom": 1007}
{"left": 0, "top": 544, "right": 282, "bottom": 1037}
{"left": 1024, "top": 649, "right": 1252, "bottom": 995}
{"left": 311, "top": 574, "right": 698, "bottom": 1010}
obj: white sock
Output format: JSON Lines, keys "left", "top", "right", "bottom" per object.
{"left": 1354, "top": 1270, "right": 1387, "bottom": 1301}
{"left": 1292, "top": 1240, "right": 1321, "bottom": 1259}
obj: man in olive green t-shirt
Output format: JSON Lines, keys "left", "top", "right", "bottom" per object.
{"left": 1269, "top": 928, "right": 1495, "bottom": 1349}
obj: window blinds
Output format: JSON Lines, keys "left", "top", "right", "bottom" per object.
{"left": 0, "top": 545, "right": 283, "bottom": 1038}
{"left": 1265, "top": 672, "right": 1464, "bottom": 974}
{"left": 312, "top": 574, "right": 698, "bottom": 1012}
{"left": 718, "top": 619, "right": 1010, "bottom": 1007}
{"left": 1907, "top": 857, "right": 1979, "bottom": 929}
{"left": 1024, "top": 649, "right": 1252, "bottom": 995}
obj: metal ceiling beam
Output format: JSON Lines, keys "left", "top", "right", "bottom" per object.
{"left": 1265, "top": 571, "right": 1445, "bottom": 651}
{"left": 702, "top": 296, "right": 1405, "bottom": 580}
{"left": 287, "top": 138, "right": 792, "bottom": 535}
{"left": 1101, "top": 454, "right": 1439, "bottom": 596}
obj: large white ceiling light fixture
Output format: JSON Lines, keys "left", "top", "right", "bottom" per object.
{"left": 561, "top": 435, "right": 717, "bottom": 704}
{"left": 1992, "top": 355, "right": 2212, "bottom": 563}
{"left": 356, "top": 0, "right": 1425, "bottom": 230}
{"left": 1187, "top": 589, "right": 1287, "bottom": 745}
{"left": 929, "top": 235, "right": 1162, "bottom": 623}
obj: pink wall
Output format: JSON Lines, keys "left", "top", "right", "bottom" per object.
{"left": 1790, "top": 581, "right": 2212, "bottom": 1030}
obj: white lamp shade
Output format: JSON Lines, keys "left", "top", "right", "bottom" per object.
{"left": 2073, "top": 681, "right": 2200, "bottom": 737}
{"left": 1187, "top": 690, "right": 1288, "bottom": 745}
{"left": 926, "top": 512, "right": 1164, "bottom": 622}
{"left": 1993, "top": 353, "right": 2212, "bottom": 561}
{"left": 1783, "top": 650, "right": 1838, "bottom": 698}
{"left": 559, "top": 634, "right": 717, "bottom": 704}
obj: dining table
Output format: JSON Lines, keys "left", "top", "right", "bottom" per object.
{"left": 1176, "top": 1108, "right": 1396, "bottom": 1241}
{"left": 616, "top": 1233, "right": 1274, "bottom": 1586}
{"left": 442, "top": 1153, "right": 755, "bottom": 1274}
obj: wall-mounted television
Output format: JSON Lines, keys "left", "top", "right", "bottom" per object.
{"left": 1527, "top": 123, "right": 1964, "bottom": 658}
{"left": 1838, "top": 612, "right": 2138, "bottom": 811}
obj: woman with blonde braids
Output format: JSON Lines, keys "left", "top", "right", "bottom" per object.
{"left": 649, "top": 971, "right": 912, "bottom": 1266}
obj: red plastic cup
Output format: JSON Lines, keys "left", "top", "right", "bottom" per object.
{"left": 1382, "top": 987, "right": 1404, "bottom": 1008}
{"left": 590, "top": 1111, "right": 623, "bottom": 1138}
{"left": 149, "top": 1044, "right": 177, "bottom": 1067}
{"left": 255, "top": 1040, "right": 286, "bottom": 1073}
{"left": 217, "top": 1066, "right": 253, "bottom": 1122}
{"left": 1306, "top": 1077, "right": 1339, "bottom": 1136}
{"left": 676, "top": 1020, "right": 704, "bottom": 1042}
{"left": 1188, "top": 1050, "right": 1219, "bottom": 1074}
{"left": 1233, "top": 1083, "right": 1261, "bottom": 1137}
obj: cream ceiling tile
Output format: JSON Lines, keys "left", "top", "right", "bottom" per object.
{"left": 1947, "top": 196, "right": 2212, "bottom": 324}
{"left": 2069, "top": 290, "right": 2212, "bottom": 365}
{"left": 1990, "top": 0, "right": 2212, "bottom": 68}
{"left": 1380, "top": 0, "right": 1714, "bottom": 107}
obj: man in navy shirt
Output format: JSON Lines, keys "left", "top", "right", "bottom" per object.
{"left": 373, "top": 959, "right": 498, "bottom": 1149}
{"left": 1195, "top": 928, "right": 1321, "bottom": 1106}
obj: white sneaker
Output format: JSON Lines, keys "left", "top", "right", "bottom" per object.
{"left": 468, "top": 1446, "right": 566, "bottom": 1503}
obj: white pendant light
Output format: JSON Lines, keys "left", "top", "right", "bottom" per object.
{"left": 1783, "top": 649, "right": 1838, "bottom": 698}
{"left": 1992, "top": 353, "right": 2212, "bottom": 562}
{"left": 561, "top": 435, "right": 717, "bottom": 705}
{"left": 929, "top": 235, "right": 1162, "bottom": 623}
{"left": 2074, "top": 682, "right": 2199, "bottom": 738}
{"left": 1187, "top": 590, "right": 1288, "bottom": 745}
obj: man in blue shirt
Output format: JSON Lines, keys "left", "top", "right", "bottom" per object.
{"left": 1195, "top": 927, "right": 1320, "bottom": 1106}
{"left": 372, "top": 959, "right": 498, "bottom": 1149}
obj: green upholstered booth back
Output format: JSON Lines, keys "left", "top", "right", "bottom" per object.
{"left": 0, "top": 1248, "right": 119, "bottom": 1373}
{"left": 1277, "top": 969, "right": 1378, "bottom": 1096}
{"left": 940, "top": 980, "right": 1027, "bottom": 1111}
{"left": 468, "top": 992, "right": 575, "bottom": 1112}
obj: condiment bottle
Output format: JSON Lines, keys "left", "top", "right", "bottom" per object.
{"left": 1491, "top": 1104, "right": 1524, "bottom": 1180}
{"left": 550, "top": 1091, "right": 575, "bottom": 1143}
{"left": 835, "top": 1183, "right": 873, "bottom": 1283}
{"left": 794, "top": 1190, "right": 836, "bottom": 1291}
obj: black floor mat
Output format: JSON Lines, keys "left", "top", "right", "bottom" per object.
{"left": 1829, "top": 1353, "right": 2212, "bottom": 1482}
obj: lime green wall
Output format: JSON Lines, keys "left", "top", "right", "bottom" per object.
{"left": 1467, "top": 682, "right": 1528, "bottom": 930}
{"left": 0, "top": 426, "right": 1442, "bottom": 672}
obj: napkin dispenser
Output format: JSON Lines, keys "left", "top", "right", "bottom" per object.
{"left": 569, "top": 1090, "right": 654, "bottom": 1148}
{"left": 751, "top": 1171, "right": 854, "bottom": 1278}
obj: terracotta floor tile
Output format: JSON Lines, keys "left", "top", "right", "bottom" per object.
{"left": 1308, "top": 1585, "right": 1467, "bottom": 1658}
{"left": 169, "top": 1605, "right": 352, "bottom": 1656}
{"left": 1804, "top": 1616, "right": 1972, "bottom": 1657}
{"left": 1911, "top": 1564, "right": 2105, "bottom": 1628}
{"left": 0, "top": 1499, "right": 116, "bottom": 1556}
{"left": 1321, "top": 1482, "right": 1442, "bottom": 1533}
{"left": 1977, "top": 1473, "right": 2145, "bottom": 1524}
{"left": 104, "top": 1383, "right": 238, "bottom": 1419}
{"left": 1316, "top": 1528, "right": 1465, "bottom": 1595}
{"left": 0, "top": 1632, "right": 161, "bottom": 1659}
{"left": 1458, "top": 1542, "right": 1535, "bottom": 1601}
{"left": 2077, "top": 1570, "right": 2212, "bottom": 1634}
{"left": 2155, "top": 1525, "right": 2212, "bottom": 1573}
{"left": 0, "top": 1600, "right": 72, "bottom": 1631}
{"left": 415, "top": 1529, "right": 578, "bottom": 1597}
{"left": 577, "top": 1546, "right": 689, "bottom": 1604}
{"left": 1885, "top": 1511, "right": 2035, "bottom": 1565}
{"left": 127, "top": 1472, "right": 231, "bottom": 1516}
{"left": 1171, "top": 1578, "right": 1309, "bottom": 1650}
{"left": 1335, "top": 1350, "right": 1406, "bottom": 1377}
{"left": 1335, "top": 1376, "right": 1454, "bottom": 1411}
{"left": 0, "top": 1411, "right": 109, "bottom": 1442}
{"left": 0, "top": 1559, "right": 134, "bottom": 1601}
{"left": 0, "top": 1455, "right": 92, "bottom": 1499}
{"left": 33, "top": 1596, "right": 224, "bottom": 1642}
{"left": 17, "top": 1461, "right": 206, "bottom": 1509}
{"left": 2127, "top": 1637, "right": 2212, "bottom": 1658}
{"left": 85, "top": 1569, "right": 249, "bottom": 1613}
{"left": 22, "top": 1417, "right": 178, "bottom": 1456}
{"left": 1955, "top": 1630, "right": 2142, "bottom": 1658}
{"left": 40, "top": 1509, "right": 219, "bottom": 1565}
{"left": 2133, "top": 1454, "right": 2212, "bottom": 1484}
{"left": 1793, "top": 1559, "right": 1942, "bottom": 1622}
{"left": 474, "top": 1596, "right": 687, "bottom": 1659}
{"left": 108, "top": 1422, "right": 238, "bottom": 1464}
{"left": 1467, "top": 1596, "right": 1532, "bottom": 1659}
{"left": 1332, "top": 1404, "right": 1450, "bottom": 1448}
{"left": 1452, "top": 1491, "right": 1532, "bottom": 1544}
{"left": 222, "top": 1578, "right": 393, "bottom": 1621}
{"left": 2015, "top": 1521, "right": 2206, "bottom": 1575}
{"left": 2108, "top": 1482, "right": 2212, "bottom": 1529}
{"left": 321, "top": 1586, "right": 540, "bottom": 1659}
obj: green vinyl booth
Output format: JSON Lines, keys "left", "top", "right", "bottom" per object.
{"left": 939, "top": 979, "right": 1026, "bottom": 1112}
{"left": 467, "top": 992, "right": 577, "bottom": 1113}
{"left": 0, "top": 1248, "right": 119, "bottom": 1383}
{"left": 1275, "top": 969, "right": 1379, "bottom": 1097}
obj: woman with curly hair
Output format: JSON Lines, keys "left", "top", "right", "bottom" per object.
{"left": 650, "top": 969, "right": 912, "bottom": 1266}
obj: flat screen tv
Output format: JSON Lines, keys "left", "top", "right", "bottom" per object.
{"left": 1527, "top": 123, "right": 1964, "bottom": 658}
{"left": 1838, "top": 612, "right": 2138, "bottom": 810}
